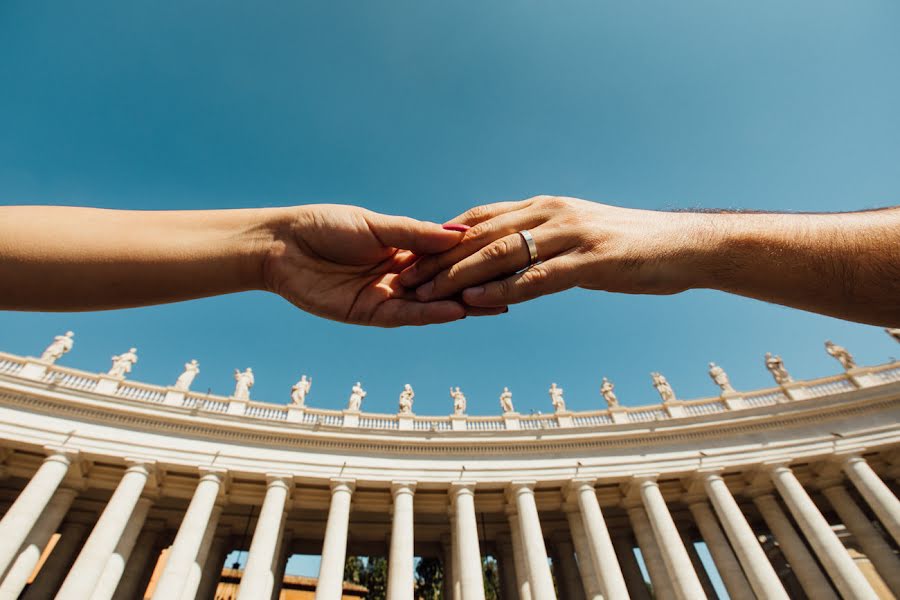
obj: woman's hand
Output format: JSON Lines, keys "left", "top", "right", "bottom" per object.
{"left": 398, "top": 196, "right": 709, "bottom": 307}
{"left": 263, "top": 204, "right": 505, "bottom": 327}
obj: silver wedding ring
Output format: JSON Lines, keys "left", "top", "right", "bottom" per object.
{"left": 519, "top": 229, "right": 539, "bottom": 267}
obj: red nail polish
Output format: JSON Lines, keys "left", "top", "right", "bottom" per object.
{"left": 442, "top": 224, "right": 471, "bottom": 233}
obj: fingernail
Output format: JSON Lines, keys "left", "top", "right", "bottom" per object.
{"left": 463, "top": 286, "right": 485, "bottom": 300}
{"left": 416, "top": 281, "right": 435, "bottom": 300}
{"left": 442, "top": 223, "right": 471, "bottom": 233}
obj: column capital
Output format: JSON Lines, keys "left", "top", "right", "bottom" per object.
{"left": 621, "top": 473, "right": 659, "bottom": 504}
{"left": 758, "top": 459, "right": 793, "bottom": 473}
{"left": 506, "top": 480, "right": 537, "bottom": 503}
{"left": 565, "top": 477, "right": 597, "bottom": 499}
{"left": 198, "top": 466, "right": 227, "bottom": 480}
{"left": 265, "top": 472, "right": 294, "bottom": 489}
{"left": 329, "top": 477, "right": 356, "bottom": 494}
{"left": 449, "top": 481, "right": 477, "bottom": 498}
{"left": 390, "top": 480, "right": 416, "bottom": 496}
{"left": 42, "top": 445, "right": 79, "bottom": 463}
{"left": 124, "top": 458, "right": 156, "bottom": 475}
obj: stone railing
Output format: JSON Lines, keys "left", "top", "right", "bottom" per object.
{"left": 0, "top": 350, "right": 897, "bottom": 433}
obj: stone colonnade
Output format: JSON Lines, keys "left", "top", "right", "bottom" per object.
{"left": 0, "top": 448, "right": 898, "bottom": 599}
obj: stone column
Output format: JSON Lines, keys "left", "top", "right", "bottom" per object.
{"left": 0, "top": 486, "right": 78, "bottom": 599}
{"left": 612, "top": 536, "right": 653, "bottom": 600}
{"left": 22, "top": 520, "right": 89, "bottom": 600}
{"left": 507, "top": 508, "right": 532, "bottom": 600}
{"left": 55, "top": 460, "right": 154, "bottom": 599}
{"left": 841, "top": 455, "right": 900, "bottom": 546}
{"left": 687, "top": 500, "right": 753, "bottom": 600}
{"left": 440, "top": 533, "right": 457, "bottom": 600}
{"left": 180, "top": 504, "right": 224, "bottom": 600}
{"left": 823, "top": 484, "right": 900, "bottom": 594}
{"left": 678, "top": 528, "right": 717, "bottom": 600}
{"left": 111, "top": 521, "right": 165, "bottom": 600}
{"left": 626, "top": 505, "right": 676, "bottom": 600}
{"left": 496, "top": 534, "right": 520, "bottom": 600}
{"left": 195, "top": 534, "right": 232, "bottom": 600}
{"left": 451, "top": 482, "right": 486, "bottom": 600}
{"left": 387, "top": 481, "right": 416, "bottom": 600}
{"left": 0, "top": 449, "right": 74, "bottom": 578}
{"left": 553, "top": 536, "right": 585, "bottom": 600}
{"left": 752, "top": 493, "right": 837, "bottom": 599}
{"left": 269, "top": 526, "right": 292, "bottom": 600}
{"left": 91, "top": 495, "right": 154, "bottom": 600}
{"left": 569, "top": 479, "right": 629, "bottom": 599}
{"left": 152, "top": 469, "right": 224, "bottom": 599}
{"left": 565, "top": 508, "right": 601, "bottom": 600}
{"left": 450, "top": 512, "right": 462, "bottom": 600}
{"left": 636, "top": 478, "right": 706, "bottom": 600}
{"left": 314, "top": 478, "right": 354, "bottom": 600}
{"left": 237, "top": 474, "right": 291, "bottom": 600}
{"left": 768, "top": 464, "right": 878, "bottom": 600}
{"left": 509, "top": 482, "right": 556, "bottom": 599}
{"left": 701, "top": 473, "right": 788, "bottom": 599}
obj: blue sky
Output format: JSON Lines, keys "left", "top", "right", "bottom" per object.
{"left": 2, "top": 0, "right": 899, "bottom": 590}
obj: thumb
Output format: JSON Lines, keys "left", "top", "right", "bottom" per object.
{"left": 367, "top": 213, "right": 464, "bottom": 254}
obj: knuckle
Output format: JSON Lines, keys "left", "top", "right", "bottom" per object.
{"left": 467, "top": 221, "right": 494, "bottom": 241}
{"left": 462, "top": 204, "right": 490, "bottom": 222}
{"left": 483, "top": 239, "right": 510, "bottom": 261}
{"left": 521, "top": 264, "right": 550, "bottom": 286}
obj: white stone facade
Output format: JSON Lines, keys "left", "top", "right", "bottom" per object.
{"left": 0, "top": 348, "right": 898, "bottom": 599}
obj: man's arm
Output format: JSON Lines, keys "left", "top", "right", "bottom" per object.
{"left": 400, "top": 197, "right": 900, "bottom": 327}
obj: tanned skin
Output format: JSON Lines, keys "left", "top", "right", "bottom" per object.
{"left": 401, "top": 197, "right": 900, "bottom": 327}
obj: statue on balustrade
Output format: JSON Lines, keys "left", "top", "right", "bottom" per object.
{"left": 824, "top": 341, "right": 856, "bottom": 371}
{"left": 600, "top": 377, "right": 619, "bottom": 407}
{"left": 108, "top": 348, "right": 138, "bottom": 378}
{"left": 708, "top": 362, "right": 735, "bottom": 393}
{"left": 233, "top": 368, "right": 254, "bottom": 400}
{"left": 40, "top": 331, "right": 74, "bottom": 363}
{"left": 291, "top": 375, "right": 312, "bottom": 406}
{"left": 450, "top": 387, "right": 467, "bottom": 415}
{"left": 651, "top": 372, "right": 676, "bottom": 403}
{"left": 500, "top": 387, "right": 514, "bottom": 414}
{"left": 764, "top": 352, "right": 792, "bottom": 384}
{"left": 549, "top": 383, "right": 566, "bottom": 413}
{"left": 347, "top": 382, "right": 366, "bottom": 411}
{"left": 398, "top": 384, "right": 414, "bottom": 414}
{"left": 887, "top": 328, "right": 900, "bottom": 343}
{"left": 174, "top": 359, "right": 200, "bottom": 391}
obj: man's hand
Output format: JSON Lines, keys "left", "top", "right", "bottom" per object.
{"left": 400, "top": 196, "right": 900, "bottom": 327}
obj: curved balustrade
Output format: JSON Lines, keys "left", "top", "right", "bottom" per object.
{"left": 1, "top": 350, "right": 898, "bottom": 434}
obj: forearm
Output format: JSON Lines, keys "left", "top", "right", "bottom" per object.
{"left": 687, "top": 208, "right": 900, "bottom": 326}
{"left": 0, "top": 206, "right": 284, "bottom": 311}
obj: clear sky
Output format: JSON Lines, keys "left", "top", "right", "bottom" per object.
{"left": 1, "top": 0, "right": 898, "bottom": 591}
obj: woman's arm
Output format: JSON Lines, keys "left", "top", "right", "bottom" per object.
{"left": 0, "top": 204, "right": 480, "bottom": 326}
{"left": 400, "top": 197, "right": 900, "bottom": 326}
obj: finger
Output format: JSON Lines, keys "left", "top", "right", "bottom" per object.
{"left": 445, "top": 199, "right": 536, "bottom": 228}
{"left": 371, "top": 299, "right": 466, "bottom": 327}
{"left": 399, "top": 207, "right": 543, "bottom": 288}
{"left": 418, "top": 227, "right": 569, "bottom": 300}
{"left": 465, "top": 306, "right": 509, "bottom": 317}
{"left": 460, "top": 255, "right": 580, "bottom": 307}
{"left": 366, "top": 213, "right": 464, "bottom": 255}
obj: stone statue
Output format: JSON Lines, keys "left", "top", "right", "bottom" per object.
{"left": 174, "top": 359, "right": 200, "bottom": 391}
{"left": 887, "top": 328, "right": 900, "bottom": 343}
{"left": 40, "top": 331, "right": 74, "bottom": 364}
{"left": 708, "top": 362, "right": 735, "bottom": 393}
{"left": 347, "top": 382, "right": 366, "bottom": 411}
{"left": 450, "top": 387, "right": 467, "bottom": 415}
{"left": 651, "top": 372, "right": 676, "bottom": 403}
{"left": 108, "top": 348, "right": 138, "bottom": 378}
{"left": 825, "top": 341, "right": 856, "bottom": 371}
{"left": 600, "top": 377, "right": 618, "bottom": 407}
{"left": 233, "top": 368, "right": 254, "bottom": 401}
{"left": 549, "top": 383, "right": 566, "bottom": 413}
{"left": 398, "top": 384, "right": 414, "bottom": 414}
{"left": 499, "top": 387, "right": 514, "bottom": 414}
{"left": 291, "top": 375, "right": 312, "bottom": 406}
{"left": 764, "top": 352, "right": 792, "bottom": 384}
